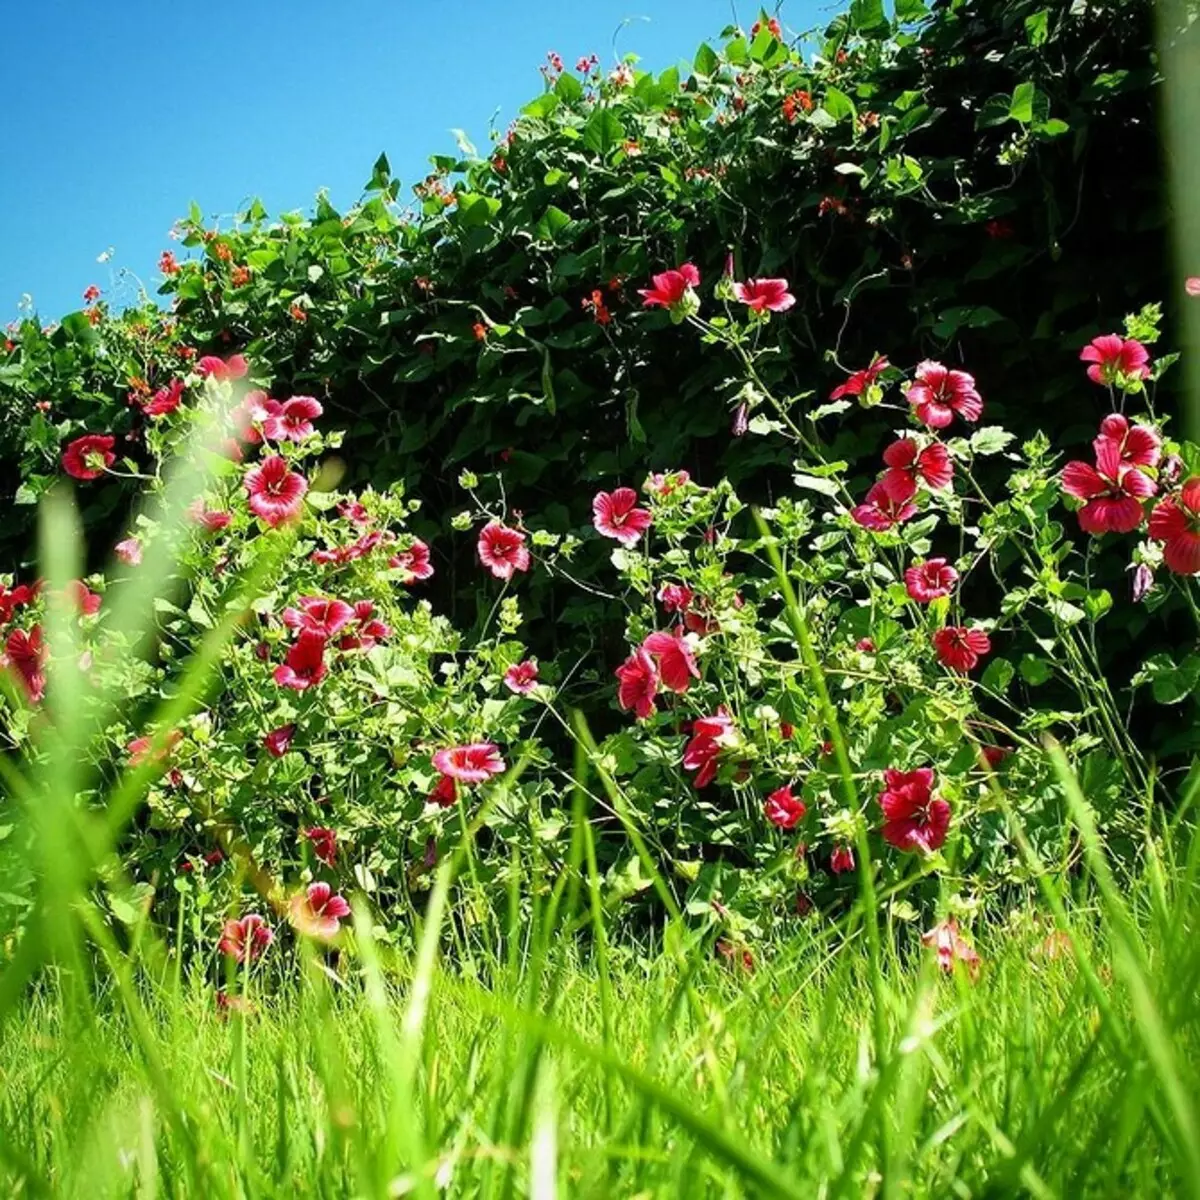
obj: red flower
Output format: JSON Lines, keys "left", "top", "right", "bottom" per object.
{"left": 1061, "top": 440, "right": 1155, "bottom": 534}
{"left": 751, "top": 16, "right": 782, "bottom": 37}
{"left": 615, "top": 648, "right": 659, "bottom": 719}
{"left": 764, "top": 784, "right": 806, "bottom": 829}
{"left": 830, "top": 356, "right": 889, "bottom": 401}
{"left": 159, "top": 251, "right": 179, "bottom": 276}
{"left": 5, "top": 626, "right": 45, "bottom": 702}
{"left": 127, "top": 729, "right": 182, "bottom": 768}
{"left": 922, "top": 918, "right": 980, "bottom": 978}
{"left": 638, "top": 263, "right": 700, "bottom": 312}
{"left": 904, "top": 558, "right": 958, "bottom": 603}
{"left": 473, "top": 322, "right": 488, "bottom": 341}
{"left": 733, "top": 278, "right": 795, "bottom": 313}
{"left": 337, "top": 600, "right": 391, "bottom": 651}
{"left": 682, "top": 709, "right": 736, "bottom": 788}
{"left": 1187, "top": 277, "right": 1200, "bottom": 298}
{"left": 432, "top": 743, "right": 506, "bottom": 784}
{"left": 504, "top": 660, "right": 539, "bottom": 694}
{"left": 188, "top": 499, "right": 233, "bottom": 531}
{"left": 477, "top": 522, "right": 530, "bottom": 580}
{"left": 304, "top": 826, "right": 337, "bottom": 866}
{"left": 1094, "top": 413, "right": 1161, "bottom": 470}
{"left": 273, "top": 632, "right": 328, "bottom": 691}
{"left": 389, "top": 539, "right": 434, "bottom": 584}
{"left": 850, "top": 478, "right": 918, "bottom": 531}
{"left": 644, "top": 470, "right": 691, "bottom": 497}
{"left": 830, "top": 844, "right": 855, "bottom": 874}
{"left": 657, "top": 582, "right": 693, "bottom": 613}
{"left": 907, "top": 361, "right": 983, "bottom": 429}
{"left": 879, "top": 767, "right": 950, "bottom": 853}
{"left": 231, "top": 265, "right": 252, "bottom": 287}
{"left": 582, "top": 289, "right": 612, "bottom": 325}
{"left": 1149, "top": 478, "right": 1200, "bottom": 575}
{"left": 245, "top": 455, "right": 308, "bottom": 527}
{"left": 429, "top": 775, "right": 458, "bottom": 807}
{"left": 932, "top": 625, "right": 991, "bottom": 672}
{"left": 290, "top": 882, "right": 350, "bottom": 939}
{"left": 66, "top": 580, "right": 102, "bottom": 615}
{"left": 263, "top": 723, "right": 296, "bottom": 757}
{"left": 197, "top": 354, "right": 248, "bottom": 381}
{"left": 981, "top": 745, "right": 1011, "bottom": 770}
{"left": 263, "top": 395, "right": 323, "bottom": 443}
{"left": 83, "top": 284, "right": 101, "bottom": 303}
{"left": 1080, "top": 335, "right": 1150, "bottom": 387}
{"left": 282, "top": 596, "right": 356, "bottom": 639}
{"left": 142, "top": 379, "right": 185, "bottom": 418}
{"left": 984, "top": 218, "right": 1014, "bottom": 239}
{"left": 0, "top": 581, "right": 39, "bottom": 627}
{"left": 218, "top": 914, "right": 273, "bottom": 963}
{"left": 781, "top": 88, "right": 813, "bottom": 122}
{"left": 339, "top": 500, "right": 371, "bottom": 526}
{"left": 62, "top": 434, "right": 116, "bottom": 481}
{"left": 882, "top": 438, "right": 953, "bottom": 496}
{"left": 593, "top": 487, "right": 653, "bottom": 546}
{"left": 641, "top": 629, "right": 700, "bottom": 693}
{"left": 115, "top": 537, "right": 142, "bottom": 566}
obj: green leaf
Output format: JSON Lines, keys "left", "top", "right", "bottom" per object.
{"left": 533, "top": 205, "right": 572, "bottom": 242}
{"left": 1019, "top": 654, "right": 1053, "bottom": 686}
{"left": 1025, "top": 9, "right": 1050, "bottom": 45}
{"left": 894, "top": 0, "right": 928, "bottom": 20}
{"left": 849, "top": 0, "right": 888, "bottom": 34}
{"left": 521, "top": 93, "right": 560, "bottom": 121}
{"left": 823, "top": 86, "right": 857, "bottom": 122}
{"left": 367, "top": 152, "right": 391, "bottom": 191}
{"left": 981, "top": 658, "right": 1015, "bottom": 695}
{"left": 1133, "top": 653, "right": 1200, "bottom": 705}
{"left": 693, "top": 42, "right": 719, "bottom": 76}
{"left": 583, "top": 109, "right": 625, "bottom": 158}
{"left": 970, "top": 426, "right": 1016, "bottom": 456}
{"left": 555, "top": 72, "right": 583, "bottom": 103}
{"left": 1010, "top": 82, "right": 1036, "bottom": 124}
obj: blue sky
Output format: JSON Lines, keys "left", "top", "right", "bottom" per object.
{"left": 1, "top": 1, "right": 823, "bottom": 322}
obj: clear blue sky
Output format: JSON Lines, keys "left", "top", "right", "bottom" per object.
{"left": 1, "top": 1, "right": 824, "bottom": 323}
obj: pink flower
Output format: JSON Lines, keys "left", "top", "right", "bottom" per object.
{"left": 281, "top": 596, "right": 356, "bottom": 638}
{"left": 1094, "top": 413, "right": 1161, "bottom": 470}
{"left": 504, "top": 660, "right": 539, "bottom": 694}
{"left": 879, "top": 767, "right": 950, "bottom": 853}
{"left": 922, "top": 918, "right": 980, "bottom": 978}
{"left": 218, "top": 914, "right": 273, "bottom": 963}
{"left": 429, "top": 775, "right": 458, "bottom": 807}
{"left": 764, "top": 784, "right": 806, "bottom": 829}
{"left": 906, "top": 361, "right": 983, "bottom": 429}
{"left": 127, "top": 729, "right": 182, "bottom": 767}
{"left": 4, "top": 626, "right": 45, "bottom": 702}
{"left": 1061, "top": 440, "right": 1155, "bottom": 534}
{"left": 303, "top": 826, "right": 337, "bottom": 866}
{"left": 830, "top": 844, "right": 855, "bottom": 874}
{"left": 932, "top": 625, "right": 991, "bottom": 672}
{"left": 62, "top": 434, "right": 116, "bottom": 481}
{"left": 0, "top": 581, "right": 39, "bottom": 626}
{"left": 115, "top": 536, "right": 142, "bottom": 565}
{"left": 682, "top": 709, "right": 736, "bottom": 788}
{"left": 593, "top": 488, "right": 653, "bottom": 546}
{"left": 1149, "top": 478, "right": 1200, "bottom": 575}
{"left": 638, "top": 263, "right": 700, "bottom": 312}
{"left": 197, "top": 354, "right": 248, "bottom": 381}
{"left": 66, "top": 580, "right": 102, "bottom": 615}
{"left": 389, "top": 539, "right": 434, "bottom": 583}
{"left": 232, "top": 390, "right": 278, "bottom": 444}
{"left": 904, "top": 558, "right": 958, "bottom": 603}
{"left": 1079, "top": 335, "right": 1150, "bottom": 387}
{"left": 477, "top": 522, "right": 530, "bottom": 580}
{"left": 644, "top": 470, "right": 691, "bottom": 497}
{"left": 657, "top": 582, "right": 693, "bottom": 613}
{"left": 142, "top": 379, "right": 185, "bottom": 418}
{"left": 263, "top": 723, "right": 296, "bottom": 757}
{"left": 615, "top": 648, "right": 659, "bottom": 719}
{"left": 1187, "top": 277, "right": 1200, "bottom": 298}
{"left": 641, "top": 629, "right": 700, "bottom": 692}
{"left": 245, "top": 455, "right": 308, "bottom": 527}
{"left": 881, "top": 438, "right": 953, "bottom": 496}
{"left": 338, "top": 500, "right": 372, "bottom": 526}
{"left": 336, "top": 600, "right": 391, "bottom": 651}
{"left": 263, "top": 395, "right": 323, "bottom": 442}
{"left": 188, "top": 500, "right": 233, "bottom": 531}
{"left": 851, "top": 478, "right": 918, "bottom": 531}
{"left": 733, "top": 278, "right": 795, "bottom": 313}
{"left": 290, "top": 881, "right": 350, "bottom": 939}
{"left": 432, "top": 743, "right": 506, "bottom": 784}
{"left": 273, "top": 632, "right": 328, "bottom": 690}
{"left": 830, "top": 356, "right": 889, "bottom": 401}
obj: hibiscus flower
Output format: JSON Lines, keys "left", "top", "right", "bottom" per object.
{"left": 879, "top": 767, "right": 950, "bottom": 853}
{"left": 644, "top": 470, "right": 691, "bottom": 497}
{"left": 197, "top": 353, "right": 248, "bottom": 381}
{"left": 4, "top": 625, "right": 45, "bottom": 702}
{"left": 289, "top": 882, "right": 350, "bottom": 939}
{"left": 281, "top": 596, "right": 356, "bottom": 638}
{"left": 830, "top": 845, "right": 855, "bottom": 874}
{"left": 932, "top": 625, "right": 991, "bottom": 672}
{"left": 245, "top": 455, "right": 308, "bottom": 527}
{"left": 432, "top": 743, "right": 506, "bottom": 784}
{"left": 764, "top": 784, "right": 806, "bottom": 829}
{"left": 115, "top": 537, "right": 143, "bottom": 565}
{"left": 921, "top": 917, "right": 981, "bottom": 978}
{"left": 830, "top": 356, "right": 889, "bottom": 401}
{"left": 593, "top": 488, "right": 653, "bottom": 546}
{"left": 62, "top": 434, "right": 116, "bottom": 481}
{"left": 66, "top": 580, "right": 102, "bottom": 615}
{"left": 429, "top": 775, "right": 458, "bottom": 807}
{"left": 1061, "top": 439, "right": 1155, "bottom": 534}
{"left": 1149, "top": 477, "right": 1200, "bottom": 575}
{"left": 1079, "top": 335, "right": 1150, "bottom": 387}
{"left": 142, "top": 379, "right": 186, "bottom": 418}
{"left": 906, "top": 361, "right": 983, "bottom": 429}
{"left": 503, "top": 660, "right": 539, "bottom": 694}
{"left": 477, "top": 522, "right": 530, "bottom": 580}
{"left": 336, "top": 600, "right": 391, "bottom": 651}
{"left": 389, "top": 539, "right": 434, "bottom": 583}
{"left": 263, "top": 395, "right": 323, "bottom": 442}
{"left": 638, "top": 263, "right": 700, "bottom": 316}
{"left": 881, "top": 437, "right": 953, "bottom": 496}
{"left": 733, "top": 278, "right": 795, "bottom": 313}
{"left": 657, "top": 582, "right": 693, "bottom": 614}
{"left": 218, "top": 914, "right": 274, "bottom": 963}
{"left": 273, "top": 632, "right": 328, "bottom": 691}
{"left": 641, "top": 629, "right": 700, "bottom": 693}
{"left": 303, "top": 826, "right": 337, "bottom": 866}
{"left": 263, "top": 723, "right": 297, "bottom": 757}
{"left": 615, "top": 648, "right": 659, "bottom": 718}
{"left": 682, "top": 709, "right": 737, "bottom": 788}
{"left": 850, "top": 478, "right": 918, "bottom": 531}
{"left": 904, "top": 558, "right": 958, "bottom": 603}
{"left": 1093, "top": 413, "right": 1161, "bottom": 470}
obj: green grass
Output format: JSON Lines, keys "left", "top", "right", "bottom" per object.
{"left": 1, "top": 826, "right": 1198, "bottom": 1199}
